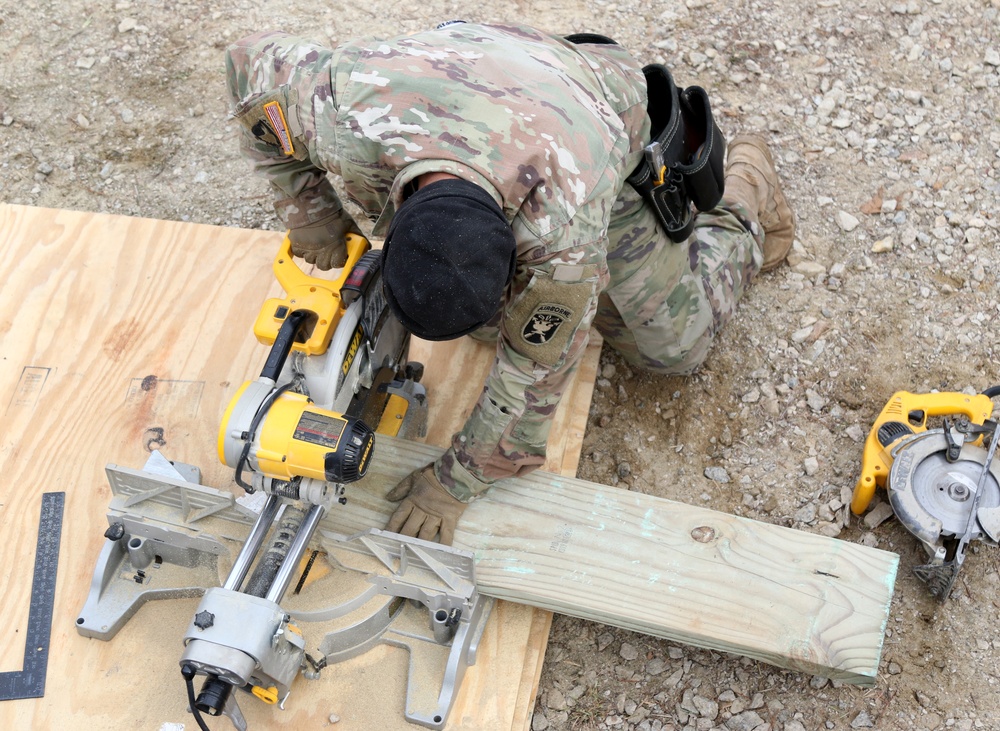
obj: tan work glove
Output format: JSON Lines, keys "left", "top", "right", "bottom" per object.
{"left": 385, "top": 464, "right": 467, "bottom": 546}
{"left": 288, "top": 208, "right": 363, "bottom": 270}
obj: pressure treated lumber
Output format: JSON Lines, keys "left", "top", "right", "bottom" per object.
{"left": 0, "top": 204, "right": 598, "bottom": 731}
{"left": 320, "top": 436, "right": 899, "bottom": 686}
{"left": 404, "top": 331, "right": 601, "bottom": 729}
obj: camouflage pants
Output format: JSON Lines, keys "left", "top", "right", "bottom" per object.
{"left": 593, "top": 184, "right": 764, "bottom": 375}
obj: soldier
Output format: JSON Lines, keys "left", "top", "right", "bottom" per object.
{"left": 226, "top": 22, "right": 794, "bottom": 545}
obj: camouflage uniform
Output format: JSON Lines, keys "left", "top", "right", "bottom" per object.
{"left": 225, "top": 23, "right": 765, "bottom": 502}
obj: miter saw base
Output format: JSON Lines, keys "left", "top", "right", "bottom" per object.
{"left": 76, "top": 453, "right": 492, "bottom": 730}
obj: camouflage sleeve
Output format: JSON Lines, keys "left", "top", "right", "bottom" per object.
{"left": 224, "top": 35, "right": 345, "bottom": 229}
{"left": 235, "top": 132, "right": 346, "bottom": 229}
{"left": 435, "top": 247, "right": 607, "bottom": 501}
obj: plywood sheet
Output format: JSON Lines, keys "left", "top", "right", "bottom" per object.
{"left": 0, "top": 204, "right": 599, "bottom": 730}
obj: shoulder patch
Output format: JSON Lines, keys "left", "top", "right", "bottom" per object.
{"left": 235, "top": 89, "right": 296, "bottom": 156}
{"left": 522, "top": 303, "right": 572, "bottom": 345}
{"left": 506, "top": 271, "right": 595, "bottom": 367}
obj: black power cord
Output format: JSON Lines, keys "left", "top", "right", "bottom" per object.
{"left": 235, "top": 308, "right": 311, "bottom": 492}
{"left": 181, "top": 664, "right": 213, "bottom": 731}
{"left": 234, "top": 380, "right": 298, "bottom": 492}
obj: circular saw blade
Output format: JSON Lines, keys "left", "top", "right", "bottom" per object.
{"left": 888, "top": 430, "right": 1000, "bottom": 547}
{"left": 910, "top": 450, "right": 1000, "bottom": 534}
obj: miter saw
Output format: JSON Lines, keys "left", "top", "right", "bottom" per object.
{"left": 77, "top": 234, "right": 493, "bottom": 730}
{"left": 851, "top": 389, "right": 1000, "bottom": 600}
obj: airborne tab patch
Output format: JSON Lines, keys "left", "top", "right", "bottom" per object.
{"left": 522, "top": 303, "right": 572, "bottom": 345}
{"left": 506, "top": 271, "right": 595, "bottom": 367}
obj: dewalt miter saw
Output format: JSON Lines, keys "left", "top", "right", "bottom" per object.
{"left": 851, "top": 389, "right": 1000, "bottom": 600}
{"left": 77, "top": 234, "right": 493, "bottom": 730}
{"left": 218, "top": 233, "right": 415, "bottom": 494}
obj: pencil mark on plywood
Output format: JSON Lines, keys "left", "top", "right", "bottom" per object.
{"left": 7, "top": 366, "right": 52, "bottom": 411}
{"left": 143, "top": 427, "right": 166, "bottom": 452}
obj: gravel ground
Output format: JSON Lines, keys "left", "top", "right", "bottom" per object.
{"left": 3, "top": 1, "right": 1000, "bottom": 730}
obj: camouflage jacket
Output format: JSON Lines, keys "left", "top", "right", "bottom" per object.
{"left": 226, "top": 23, "right": 650, "bottom": 500}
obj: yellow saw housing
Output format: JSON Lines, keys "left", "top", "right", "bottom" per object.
{"left": 851, "top": 390, "right": 994, "bottom": 514}
{"left": 257, "top": 391, "right": 373, "bottom": 483}
{"left": 218, "top": 230, "right": 414, "bottom": 488}
{"left": 253, "top": 233, "right": 369, "bottom": 356}
{"left": 218, "top": 382, "right": 376, "bottom": 485}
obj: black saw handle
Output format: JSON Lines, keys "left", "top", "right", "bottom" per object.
{"left": 260, "top": 308, "right": 311, "bottom": 382}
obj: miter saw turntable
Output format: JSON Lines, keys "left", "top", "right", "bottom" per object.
{"left": 76, "top": 234, "right": 493, "bottom": 730}
{"left": 851, "top": 389, "right": 1000, "bottom": 600}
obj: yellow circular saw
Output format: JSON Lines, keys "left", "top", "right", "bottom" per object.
{"left": 218, "top": 233, "right": 424, "bottom": 496}
{"left": 851, "top": 389, "right": 1000, "bottom": 600}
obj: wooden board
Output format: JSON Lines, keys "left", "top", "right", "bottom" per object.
{"left": 321, "top": 436, "right": 899, "bottom": 686}
{"left": 0, "top": 204, "right": 601, "bottom": 730}
{"left": 403, "top": 333, "right": 599, "bottom": 730}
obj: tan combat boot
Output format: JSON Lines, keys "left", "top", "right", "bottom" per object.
{"left": 725, "top": 135, "right": 795, "bottom": 271}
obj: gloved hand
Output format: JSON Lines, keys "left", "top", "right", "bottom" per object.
{"left": 288, "top": 208, "right": 363, "bottom": 270}
{"left": 385, "top": 464, "right": 467, "bottom": 546}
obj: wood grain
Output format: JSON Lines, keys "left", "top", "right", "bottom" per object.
{"left": 0, "top": 204, "right": 602, "bottom": 730}
{"left": 320, "top": 436, "right": 898, "bottom": 685}
{"left": 397, "top": 334, "right": 602, "bottom": 731}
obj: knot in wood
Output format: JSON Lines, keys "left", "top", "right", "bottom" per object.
{"left": 690, "top": 526, "right": 716, "bottom": 543}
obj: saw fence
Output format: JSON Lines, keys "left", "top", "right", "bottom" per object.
{"left": 0, "top": 204, "right": 898, "bottom": 730}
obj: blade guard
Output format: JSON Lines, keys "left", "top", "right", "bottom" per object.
{"left": 253, "top": 233, "right": 370, "bottom": 356}
{"left": 850, "top": 390, "right": 994, "bottom": 515}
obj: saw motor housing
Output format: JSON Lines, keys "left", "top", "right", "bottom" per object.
{"left": 850, "top": 390, "right": 993, "bottom": 515}
{"left": 219, "top": 382, "right": 375, "bottom": 485}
